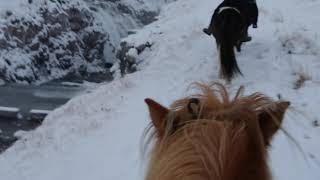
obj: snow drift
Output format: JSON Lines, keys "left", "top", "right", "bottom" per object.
{"left": 0, "top": 0, "right": 319, "bottom": 179}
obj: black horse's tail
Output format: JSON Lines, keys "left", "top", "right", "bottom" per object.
{"left": 219, "top": 34, "right": 242, "bottom": 80}
{"left": 217, "top": 10, "right": 243, "bottom": 80}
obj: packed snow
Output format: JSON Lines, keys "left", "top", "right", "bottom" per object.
{"left": 0, "top": 0, "right": 319, "bottom": 179}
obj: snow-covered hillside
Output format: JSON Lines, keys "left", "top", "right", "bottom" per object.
{"left": 0, "top": 0, "right": 169, "bottom": 83}
{"left": 0, "top": 0, "right": 319, "bottom": 179}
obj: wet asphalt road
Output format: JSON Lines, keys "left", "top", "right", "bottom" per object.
{"left": 0, "top": 83, "right": 85, "bottom": 152}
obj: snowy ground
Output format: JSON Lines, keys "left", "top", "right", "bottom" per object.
{"left": 0, "top": 0, "right": 319, "bottom": 179}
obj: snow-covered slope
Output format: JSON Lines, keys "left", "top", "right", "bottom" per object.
{"left": 0, "top": 0, "right": 169, "bottom": 84}
{"left": 0, "top": 0, "right": 319, "bottom": 179}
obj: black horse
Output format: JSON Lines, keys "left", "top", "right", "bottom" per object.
{"left": 203, "top": 0, "right": 258, "bottom": 81}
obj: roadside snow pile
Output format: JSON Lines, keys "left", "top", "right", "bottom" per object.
{"left": 0, "top": 0, "right": 319, "bottom": 179}
{"left": 0, "top": 0, "right": 170, "bottom": 84}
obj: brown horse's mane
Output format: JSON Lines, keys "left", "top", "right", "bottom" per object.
{"left": 144, "top": 83, "right": 289, "bottom": 180}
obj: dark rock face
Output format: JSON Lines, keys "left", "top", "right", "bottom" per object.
{"left": 135, "top": 10, "right": 158, "bottom": 25}
{"left": 0, "top": 0, "right": 167, "bottom": 83}
{"left": 116, "top": 41, "right": 152, "bottom": 76}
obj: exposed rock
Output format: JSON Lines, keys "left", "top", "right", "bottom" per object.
{"left": 135, "top": 10, "right": 158, "bottom": 25}
{"left": 116, "top": 41, "right": 152, "bottom": 76}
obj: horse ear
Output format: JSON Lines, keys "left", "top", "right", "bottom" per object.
{"left": 258, "top": 101, "right": 290, "bottom": 146}
{"left": 145, "top": 98, "right": 169, "bottom": 137}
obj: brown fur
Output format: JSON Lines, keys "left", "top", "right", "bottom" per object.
{"left": 144, "top": 83, "right": 290, "bottom": 180}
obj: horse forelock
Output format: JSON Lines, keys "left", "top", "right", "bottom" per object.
{"left": 168, "top": 83, "right": 275, "bottom": 123}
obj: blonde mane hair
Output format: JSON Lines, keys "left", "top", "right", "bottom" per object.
{"left": 144, "top": 83, "right": 290, "bottom": 180}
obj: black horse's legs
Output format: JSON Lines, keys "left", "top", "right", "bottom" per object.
{"left": 236, "top": 25, "right": 251, "bottom": 52}
{"left": 240, "top": 26, "right": 252, "bottom": 42}
{"left": 236, "top": 42, "right": 242, "bottom": 52}
{"left": 203, "top": 11, "right": 217, "bottom": 36}
{"left": 203, "top": 28, "right": 212, "bottom": 36}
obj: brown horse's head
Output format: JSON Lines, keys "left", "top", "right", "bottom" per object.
{"left": 144, "top": 83, "right": 290, "bottom": 180}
